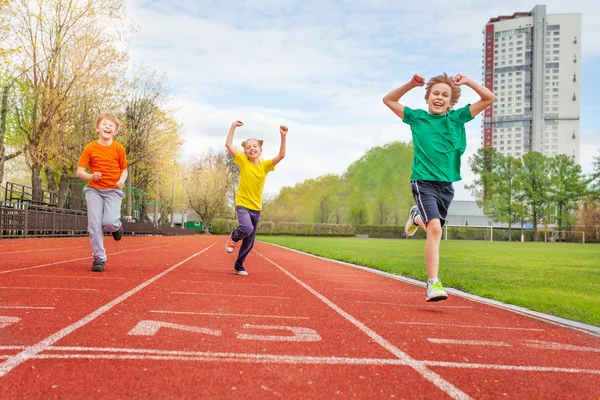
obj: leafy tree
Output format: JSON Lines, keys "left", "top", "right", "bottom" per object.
{"left": 519, "top": 151, "right": 552, "bottom": 241}
{"left": 487, "top": 156, "right": 523, "bottom": 240}
{"left": 465, "top": 146, "right": 503, "bottom": 213}
{"left": 548, "top": 154, "right": 587, "bottom": 236}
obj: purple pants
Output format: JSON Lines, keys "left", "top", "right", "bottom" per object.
{"left": 231, "top": 206, "right": 261, "bottom": 269}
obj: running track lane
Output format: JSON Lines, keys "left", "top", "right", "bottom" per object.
{"left": 0, "top": 236, "right": 598, "bottom": 399}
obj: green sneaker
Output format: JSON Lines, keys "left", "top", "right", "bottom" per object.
{"left": 404, "top": 206, "right": 420, "bottom": 237}
{"left": 426, "top": 280, "right": 448, "bottom": 302}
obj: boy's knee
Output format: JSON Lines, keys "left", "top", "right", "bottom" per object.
{"left": 427, "top": 221, "right": 443, "bottom": 238}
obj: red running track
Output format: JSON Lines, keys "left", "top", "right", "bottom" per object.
{"left": 0, "top": 235, "right": 598, "bottom": 399}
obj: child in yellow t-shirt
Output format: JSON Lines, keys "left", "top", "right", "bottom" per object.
{"left": 224, "top": 120, "right": 288, "bottom": 276}
{"left": 76, "top": 111, "right": 128, "bottom": 272}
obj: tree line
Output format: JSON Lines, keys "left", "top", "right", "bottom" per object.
{"left": 1, "top": 0, "right": 183, "bottom": 222}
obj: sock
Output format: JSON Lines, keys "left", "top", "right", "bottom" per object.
{"left": 428, "top": 278, "right": 439, "bottom": 285}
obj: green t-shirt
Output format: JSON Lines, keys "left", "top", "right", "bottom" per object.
{"left": 234, "top": 151, "right": 274, "bottom": 211}
{"left": 403, "top": 105, "right": 474, "bottom": 182}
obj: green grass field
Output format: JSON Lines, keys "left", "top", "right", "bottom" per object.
{"left": 257, "top": 236, "right": 600, "bottom": 327}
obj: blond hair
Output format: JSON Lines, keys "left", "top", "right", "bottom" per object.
{"left": 96, "top": 111, "right": 121, "bottom": 130}
{"left": 241, "top": 138, "right": 263, "bottom": 148}
{"left": 424, "top": 73, "right": 461, "bottom": 109}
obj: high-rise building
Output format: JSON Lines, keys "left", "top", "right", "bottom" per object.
{"left": 482, "top": 5, "right": 581, "bottom": 162}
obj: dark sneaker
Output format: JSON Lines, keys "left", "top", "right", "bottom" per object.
{"left": 404, "top": 206, "right": 420, "bottom": 237}
{"left": 234, "top": 266, "right": 248, "bottom": 276}
{"left": 226, "top": 231, "right": 237, "bottom": 253}
{"left": 426, "top": 280, "right": 448, "bottom": 302}
{"left": 92, "top": 260, "right": 106, "bottom": 272}
{"left": 112, "top": 226, "right": 123, "bottom": 241}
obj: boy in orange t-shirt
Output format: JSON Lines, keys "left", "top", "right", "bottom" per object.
{"left": 76, "top": 111, "right": 128, "bottom": 272}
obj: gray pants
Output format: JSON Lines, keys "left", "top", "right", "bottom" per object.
{"left": 84, "top": 186, "right": 124, "bottom": 262}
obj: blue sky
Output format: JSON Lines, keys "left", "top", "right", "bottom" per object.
{"left": 125, "top": 0, "right": 600, "bottom": 201}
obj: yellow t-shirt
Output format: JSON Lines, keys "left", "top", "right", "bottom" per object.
{"left": 234, "top": 151, "right": 274, "bottom": 210}
{"left": 77, "top": 141, "right": 127, "bottom": 189}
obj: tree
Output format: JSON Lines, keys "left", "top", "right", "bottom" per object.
{"left": 465, "top": 146, "right": 503, "bottom": 213}
{"left": 519, "top": 151, "right": 552, "bottom": 241}
{"left": 548, "top": 154, "right": 587, "bottom": 236}
{"left": 487, "top": 156, "right": 523, "bottom": 240}
{"left": 186, "top": 151, "right": 230, "bottom": 232}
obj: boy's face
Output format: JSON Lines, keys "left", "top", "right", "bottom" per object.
{"left": 426, "top": 82, "right": 453, "bottom": 114}
{"left": 96, "top": 118, "right": 117, "bottom": 140}
{"left": 244, "top": 140, "right": 262, "bottom": 159}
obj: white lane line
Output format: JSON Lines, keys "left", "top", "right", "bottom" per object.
{"left": 256, "top": 252, "right": 472, "bottom": 400}
{"left": 0, "top": 306, "right": 54, "bottom": 310}
{"left": 335, "top": 288, "right": 421, "bottom": 294}
{"left": 394, "top": 322, "right": 545, "bottom": 332}
{"left": 0, "top": 246, "right": 87, "bottom": 255}
{"left": 22, "top": 275, "right": 125, "bottom": 280}
{"left": 524, "top": 340, "right": 600, "bottom": 353}
{"left": 0, "top": 287, "right": 99, "bottom": 292}
{"left": 357, "top": 301, "right": 472, "bottom": 309}
{"left": 181, "top": 280, "right": 278, "bottom": 287}
{"left": 170, "top": 292, "right": 291, "bottom": 299}
{"left": 1, "top": 346, "right": 599, "bottom": 374}
{"left": 319, "top": 280, "right": 397, "bottom": 285}
{"left": 0, "top": 316, "right": 20, "bottom": 328}
{"left": 422, "top": 360, "right": 600, "bottom": 374}
{"left": 0, "top": 243, "right": 174, "bottom": 275}
{"left": 0, "top": 242, "right": 217, "bottom": 377}
{"left": 150, "top": 310, "right": 310, "bottom": 320}
{"left": 428, "top": 339, "right": 511, "bottom": 347}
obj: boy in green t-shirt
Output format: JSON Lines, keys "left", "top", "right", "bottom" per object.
{"left": 383, "top": 73, "right": 495, "bottom": 301}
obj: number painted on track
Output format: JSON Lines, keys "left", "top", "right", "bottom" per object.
{"left": 0, "top": 316, "right": 20, "bottom": 329}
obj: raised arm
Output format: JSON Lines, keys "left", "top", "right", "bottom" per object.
{"left": 225, "top": 120, "right": 244, "bottom": 157}
{"left": 382, "top": 74, "right": 425, "bottom": 120}
{"left": 272, "top": 125, "right": 288, "bottom": 166}
{"left": 453, "top": 74, "right": 496, "bottom": 117}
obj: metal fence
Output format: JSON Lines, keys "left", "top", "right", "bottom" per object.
{"left": 0, "top": 201, "right": 196, "bottom": 238}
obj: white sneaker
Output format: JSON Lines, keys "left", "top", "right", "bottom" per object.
{"left": 404, "top": 206, "right": 420, "bottom": 237}
{"left": 426, "top": 280, "right": 448, "bottom": 302}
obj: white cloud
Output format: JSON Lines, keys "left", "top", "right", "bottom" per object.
{"left": 125, "top": 0, "right": 600, "bottom": 202}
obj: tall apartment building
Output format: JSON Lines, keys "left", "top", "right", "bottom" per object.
{"left": 482, "top": 5, "right": 581, "bottom": 162}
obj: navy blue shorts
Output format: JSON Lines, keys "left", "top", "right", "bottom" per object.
{"left": 410, "top": 180, "right": 454, "bottom": 227}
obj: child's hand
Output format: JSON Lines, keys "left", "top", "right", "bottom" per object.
{"left": 453, "top": 74, "right": 469, "bottom": 86}
{"left": 280, "top": 125, "right": 288, "bottom": 136}
{"left": 115, "top": 180, "right": 125, "bottom": 190}
{"left": 90, "top": 172, "right": 102, "bottom": 181}
{"left": 232, "top": 120, "right": 244, "bottom": 127}
{"left": 411, "top": 74, "right": 425, "bottom": 87}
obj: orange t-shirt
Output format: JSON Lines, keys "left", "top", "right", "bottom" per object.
{"left": 77, "top": 141, "right": 128, "bottom": 189}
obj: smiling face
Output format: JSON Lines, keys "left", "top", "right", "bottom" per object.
{"left": 426, "top": 82, "right": 453, "bottom": 114}
{"left": 242, "top": 139, "right": 263, "bottom": 161}
{"left": 96, "top": 118, "right": 118, "bottom": 142}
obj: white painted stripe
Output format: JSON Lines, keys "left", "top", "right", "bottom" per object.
{"left": 256, "top": 252, "right": 472, "bottom": 400}
{"left": 236, "top": 324, "right": 321, "bottom": 342}
{"left": 428, "top": 339, "right": 511, "bottom": 347}
{"left": 22, "top": 275, "right": 125, "bottom": 280}
{"left": 0, "top": 246, "right": 87, "bottom": 255}
{"left": 422, "top": 360, "right": 600, "bottom": 374}
{"left": 0, "top": 316, "right": 20, "bottom": 328}
{"left": 150, "top": 310, "right": 310, "bottom": 320}
{"left": 394, "top": 321, "right": 545, "bottom": 332}
{"left": 0, "top": 243, "right": 174, "bottom": 275}
{"left": 357, "top": 301, "right": 472, "bottom": 309}
{"left": 524, "top": 340, "right": 600, "bottom": 353}
{"left": 181, "top": 280, "right": 278, "bottom": 287}
{"left": 0, "top": 242, "right": 217, "bottom": 377}
{"left": 336, "top": 288, "right": 421, "bottom": 294}
{"left": 0, "top": 306, "right": 54, "bottom": 310}
{"left": 0, "top": 287, "right": 99, "bottom": 292}
{"left": 171, "top": 292, "right": 291, "bottom": 299}
{"left": 6, "top": 346, "right": 598, "bottom": 374}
